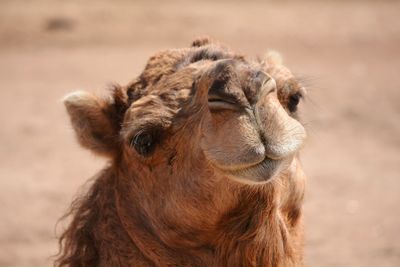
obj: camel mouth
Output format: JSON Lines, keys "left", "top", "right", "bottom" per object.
{"left": 213, "top": 157, "right": 289, "bottom": 184}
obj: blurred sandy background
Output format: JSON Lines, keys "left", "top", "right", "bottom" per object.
{"left": 0, "top": 0, "right": 399, "bottom": 266}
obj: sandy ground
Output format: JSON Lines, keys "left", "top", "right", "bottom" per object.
{"left": 0, "top": 0, "right": 399, "bottom": 266}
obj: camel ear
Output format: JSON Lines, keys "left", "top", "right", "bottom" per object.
{"left": 264, "top": 50, "right": 283, "bottom": 66}
{"left": 63, "top": 91, "right": 117, "bottom": 157}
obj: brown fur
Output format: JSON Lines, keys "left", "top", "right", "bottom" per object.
{"left": 57, "top": 37, "right": 307, "bottom": 267}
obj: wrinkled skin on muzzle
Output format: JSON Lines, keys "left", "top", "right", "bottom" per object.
{"left": 196, "top": 59, "right": 306, "bottom": 183}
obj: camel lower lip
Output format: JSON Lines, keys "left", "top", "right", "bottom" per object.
{"left": 218, "top": 158, "right": 283, "bottom": 183}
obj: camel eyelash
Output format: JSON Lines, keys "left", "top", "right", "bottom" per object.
{"left": 208, "top": 100, "right": 238, "bottom": 111}
{"left": 208, "top": 94, "right": 240, "bottom": 111}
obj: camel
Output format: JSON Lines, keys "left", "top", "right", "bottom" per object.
{"left": 57, "top": 37, "right": 307, "bottom": 267}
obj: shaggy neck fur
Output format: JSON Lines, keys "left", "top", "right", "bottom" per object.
{"left": 57, "top": 149, "right": 304, "bottom": 267}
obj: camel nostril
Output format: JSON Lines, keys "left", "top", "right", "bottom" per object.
{"left": 261, "top": 78, "right": 277, "bottom": 95}
{"left": 255, "top": 71, "right": 270, "bottom": 86}
{"left": 261, "top": 75, "right": 271, "bottom": 86}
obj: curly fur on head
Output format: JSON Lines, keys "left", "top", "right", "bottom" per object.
{"left": 57, "top": 37, "right": 307, "bottom": 267}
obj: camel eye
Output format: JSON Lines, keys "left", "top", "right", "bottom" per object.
{"left": 288, "top": 92, "right": 302, "bottom": 113}
{"left": 130, "top": 131, "right": 156, "bottom": 156}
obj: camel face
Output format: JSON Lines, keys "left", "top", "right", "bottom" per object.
{"left": 64, "top": 40, "right": 306, "bottom": 185}
{"left": 196, "top": 59, "right": 306, "bottom": 183}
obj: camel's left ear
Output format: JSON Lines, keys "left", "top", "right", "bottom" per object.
{"left": 63, "top": 91, "right": 120, "bottom": 157}
{"left": 263, "top": 50, "right": 283, "bottom": 66}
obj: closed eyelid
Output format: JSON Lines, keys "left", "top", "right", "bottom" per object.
{"left": 208, "top": 91, "right": 239, "bottom": 104}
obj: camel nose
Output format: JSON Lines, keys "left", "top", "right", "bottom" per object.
{"left": 255, "top": 79, "right": 306, "bottom": 160}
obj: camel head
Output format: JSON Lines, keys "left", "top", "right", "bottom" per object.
{"left": 63, "top": 39, "right": 306, "bottom": 184}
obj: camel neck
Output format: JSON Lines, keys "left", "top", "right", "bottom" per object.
{"left": 112, "top": 163, "right": 296, "bottom": 266}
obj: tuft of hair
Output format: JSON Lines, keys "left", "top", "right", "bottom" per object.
{"left": 54, "top": 168, "right": 121, "bottom": 267}
{"left": 191, "top": 36, "right": 212, "bottom": 47}
{"left": 54, "top": 175, "right": 103, "bottom": 267}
